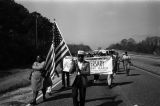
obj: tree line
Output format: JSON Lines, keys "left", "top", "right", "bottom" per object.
{"left": 0, "top": 0, "right": 91, "bottom": 69}
{"left": 108, "top": 36, "right": 160, "bottom": 55}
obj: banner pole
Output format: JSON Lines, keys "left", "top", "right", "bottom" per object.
{"left": 54, "top": 19, "right": 73, "bottom": 57}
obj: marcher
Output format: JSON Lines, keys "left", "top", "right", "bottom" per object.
{"left": 121, "top": 53, "right": 125, "bottom": 71}
{"left": 106, "top": 50, "right": 114, "bottom": 88}
{"left": 93, "top": 52, "right": 100, "bottom": 83}
{"left": 116, "top": 52, "right": 120, "bottom": 72}
{"left": 70, "top": 50, "right": 90, "bottom": 106}
{"left": 62, "top": 56, "right": 70, "bottom": 88}
{"left": 122, "top": 51, "right": 131, "bottom": 76}
{"left": 29, "top": 55, "right": 46, "bottom": 105}
{"left": 113, "top": 52, "right": 120, "bottom": 74}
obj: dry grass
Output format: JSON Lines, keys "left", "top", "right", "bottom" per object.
{"left": 132, "top": 59, "right": 160, "bottom": 75}
{"left": 0, "top": 69, "right": 31, "bottom": 95}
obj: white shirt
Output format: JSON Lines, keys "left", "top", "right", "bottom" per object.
{"left": 122, "top": 55, "right": 130, "bottom": 60}
{"left": 78, "top": 61, "right": 83, "bottom": 75}
{"left": 122, "top": 55, "right": 131, "bottom": 65}
{"left": 78, "top": 61, "right": 83, "bottom": 70}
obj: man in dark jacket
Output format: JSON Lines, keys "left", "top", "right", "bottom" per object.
{"left": 70, "top": 50, "right": 90, "bottom": 106}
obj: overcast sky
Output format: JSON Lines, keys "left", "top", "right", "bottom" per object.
{"left": 15, "top": 0, "right": 160, "bottom": 49}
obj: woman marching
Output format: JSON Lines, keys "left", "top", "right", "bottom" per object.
{"left": 29, "top": 55, "right": 46, "bottom": 105}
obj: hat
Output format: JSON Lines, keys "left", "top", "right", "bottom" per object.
{"left": 101, "top": 50, "right": 106, "bottom": 54}
{"left": 78, "top": 50, "right": 85, "bottom": 55}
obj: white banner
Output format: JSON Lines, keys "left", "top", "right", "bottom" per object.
{"left": 63, "top": 56, "right": 73, "bottom": 72}
{"left": 85, "top": 56, "right": 113, "bottom": 74}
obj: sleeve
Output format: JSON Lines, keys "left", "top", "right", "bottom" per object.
{"left": 29, "top": 70, "right": 34, "bottom": 80}
{"left": 32, "top": 62, "right": 45, "bottom": 70}
{"left": 32, "top": 62, "right": 38, "bottom": 69}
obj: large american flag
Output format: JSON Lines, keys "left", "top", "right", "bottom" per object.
{"left": 45, "top": 22, "right": 69, "bottom": 79}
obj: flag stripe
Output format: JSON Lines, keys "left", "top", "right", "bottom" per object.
{"left": 49, "top": 61, "right": 54, "bottom": 76}
{"left": 55, "top": 42, "right": 66, "bottom": 58}
{"left": 45, "top": 44, "right": 54, "bottom": 70}
{"left": 45, "top": 44, "right": 53, "bottom": 62}
{"left": 55, "top": 49, "right": 68, "bottom": 65}
{"left": 55, "top": 41, "right": 65, "bottom": 55}
{"left": 50, "top": 70, "right": 55, "bottom": 78}
{"left": 55, "top": 48, "right": 68, "bottom": 67}
{"left": 45, "top": 21, "right": 69, "bottom": 79}
{"left": 45, "top": 45, "right": 55, "bottom": 77}
{"left": 45, "top": 53, "right": 54, "bottom": 70}
{"left": 51, "top": 73, "right": 55, "bottom": 79}
{"left": 55, "top": 46, "right": 67, "bottom": 62}
{"left": 55, "top": 40, "right": 64, "bottom": 51}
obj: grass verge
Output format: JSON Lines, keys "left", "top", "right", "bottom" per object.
{"left": 0, "top": 69, "right": 31, "bottom": 95}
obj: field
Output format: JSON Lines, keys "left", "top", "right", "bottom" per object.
{"left": 0, "top": 69, "right": 31, "bottom": 95}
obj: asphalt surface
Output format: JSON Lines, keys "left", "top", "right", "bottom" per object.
{"left": 30, "top": 62, "right": 160, "bottom": 106}
{"left": 34, "top": 74, "right": 126, "bottom": 106}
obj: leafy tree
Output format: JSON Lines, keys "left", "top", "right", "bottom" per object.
{"left": 108, "top": 36, "right": 160, "bottom": 55}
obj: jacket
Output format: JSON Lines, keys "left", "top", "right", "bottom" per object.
{"left": 70, "top": 60, "right": 90, "bottom": 87}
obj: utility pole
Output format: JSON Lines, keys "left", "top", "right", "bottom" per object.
{"left": 35, "top": 14, "right": 38, "bottom": 50}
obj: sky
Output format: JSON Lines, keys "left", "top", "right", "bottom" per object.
{"left": 15, "top": 0, "right": 160, "bottom": 49}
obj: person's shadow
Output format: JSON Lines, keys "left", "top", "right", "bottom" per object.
{"left": 116, "top": 71, "right": 126, "bottom": 75}
{"left": 128, "top": 73, "right": 140, "bottom": 76}
{"left": 47, "top": 86, "right": 72, "bottom": 96}
{"left": 86, "top": 96, "right": 123, "bottom": 106}
{"left": 87, "top": 80, "right": 107, "bottom": 87}
{"left": 43, "top": 92, "right": 72, "bottom": 103}
{"left": 111, "top": 81, "right": 133, "bottom": 88}
{"left": 97, "top": 100, "right": 123, "bottom": 106}
{"left": 88, "top": 78, "right": 133, "bottom": 88}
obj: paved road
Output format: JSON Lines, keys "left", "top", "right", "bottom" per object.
{"left": 33, "top": 63, "right": 160, "bottom": 106}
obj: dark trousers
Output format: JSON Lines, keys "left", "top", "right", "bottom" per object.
{"left": 62, "top": 71, "right": 70, "bottom": 87}
{"left": 113, "top": 62, "right": 118, "bottom": 74}
{"left": 32, "top": 88, "right": 46, "bottom": 103}
{"left": 117, "top": 62, "right": 120, "bottom": 72}
{"left": 72, "top": 76, "right": 86, "bottom": 106}
{"left": 94, "top": 74, "right": 99, "bottom": 80}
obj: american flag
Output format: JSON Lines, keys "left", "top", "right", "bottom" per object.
{"left": 53, "top": 22, "right": 69, "bottom": 68}
{"left": 45, "top": 43, "right": 55, "bottom": 79}
{"left": 45, "top": 22, "right": 69, "bottom": 79}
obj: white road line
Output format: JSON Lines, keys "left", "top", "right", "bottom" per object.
{"left": 133, "top": 66, "right": 160, "bottom": 80}
{"left": 26, "top": 80, "right": 62, "bottom": 106}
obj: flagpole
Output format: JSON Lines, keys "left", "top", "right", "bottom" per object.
{"left": 53, "top": 19, "right": 73, "bottom": 57}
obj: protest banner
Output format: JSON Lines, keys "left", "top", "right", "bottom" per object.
{"left": 63, "top": 56, "right": 73, "bottom": 72}
{"left": 85, "top": 56, "right": 113, "bottom": 74}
